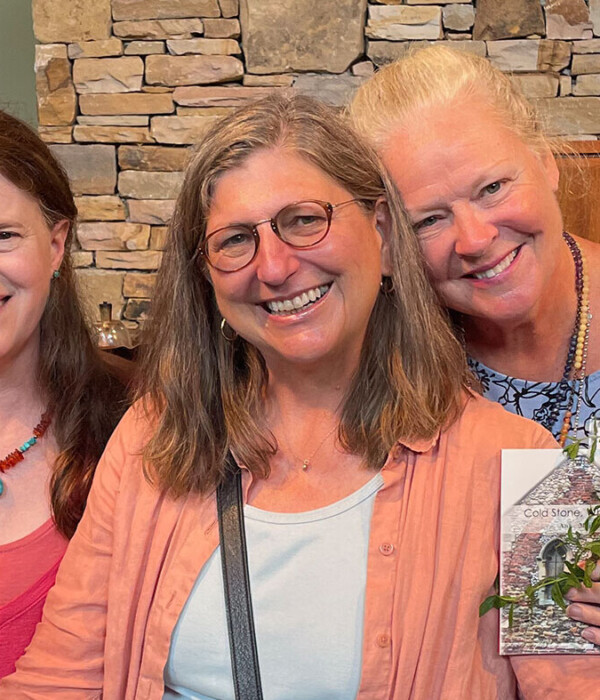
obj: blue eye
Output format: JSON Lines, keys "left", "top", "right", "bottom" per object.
{"left": 414, "top": 215, "right": 441, "bottom": 232}
{"left": 482, "top": 181, "right": 503, "bottom": 196}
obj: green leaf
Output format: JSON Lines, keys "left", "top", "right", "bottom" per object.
{"left": 508, "top": 604, "right": 514, "bottom": 628}
{"left": 551, "top": 582, "right": 567, "bottom": 610}
{"left": 564, "top": 441, "right": 581, "bottom": 460}
{"left": 590, "top": 438, "right": 597, "bottom": 464}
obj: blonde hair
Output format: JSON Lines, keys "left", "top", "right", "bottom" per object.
{"left": 138, "top": 93, "right": 470, "bottom": 495}
{"left": 349, "top": 44, "right": 550, "bottom": 155}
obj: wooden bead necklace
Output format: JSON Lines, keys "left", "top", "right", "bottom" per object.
{"left": 0, "top": 412, "right": 51, "bottom": 496}
{"left": 556, "top": 232, "right": 590, "bottom": 447}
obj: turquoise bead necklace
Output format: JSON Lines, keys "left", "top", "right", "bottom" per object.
{"left": 0, "top": 413, "right": 51, "bottom": 496}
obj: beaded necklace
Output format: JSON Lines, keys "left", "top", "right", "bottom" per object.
{"left": 545, "top": 232, "right": 591, "bottom": 447}
{"left": 0, "top": 412, "right": 51, "bottom": 496}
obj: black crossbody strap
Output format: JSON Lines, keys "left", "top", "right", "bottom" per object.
{"left": 216, "top": 454, "right": 264, "bottom": 700}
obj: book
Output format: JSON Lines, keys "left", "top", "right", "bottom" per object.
{"left": 499, "top": 448, "right": 600, "bottom": 654}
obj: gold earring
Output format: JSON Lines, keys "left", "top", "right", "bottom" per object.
{"left": 220, "top": 317, "right": 237, "bottom": 341}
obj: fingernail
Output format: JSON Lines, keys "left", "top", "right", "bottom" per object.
{"left": 568, "top": 604, "right": 583, "bottom": 619}
{"left": 582, "top": 629, "right": 595, "bottom": 643}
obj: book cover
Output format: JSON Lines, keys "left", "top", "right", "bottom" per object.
{"left": 499, "top": 448, "right": 600, "bottom": 654}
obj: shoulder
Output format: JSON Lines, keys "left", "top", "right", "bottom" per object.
{"left": 452, "top": 391, "right": 558, "bottom": 450}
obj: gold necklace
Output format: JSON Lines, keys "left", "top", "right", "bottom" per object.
{"left": 279, "top": 424, "right": 338, "bottom": 471}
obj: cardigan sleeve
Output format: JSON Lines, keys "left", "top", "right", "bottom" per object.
{"left": 0, "top": 409, "right": 134, "bottom": 699}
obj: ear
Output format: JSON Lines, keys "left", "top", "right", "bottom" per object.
{"left": 541, "top": 147, "right": 560, "bottom": 194}
{"left": 49, "top": 219, "right": 69, "bottom": 271}
{"left": 374, "top": 197, "right": 393, "bottom": 277}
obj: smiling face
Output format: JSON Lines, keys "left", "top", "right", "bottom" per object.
{"left": 0, "top": 174, "right": 67, "bottom": 371}
{"left": 205, "top": 147, "right": 390, "bottom": 372}
{"left": 380, "top": 96, "right": 564, "bottom": 326}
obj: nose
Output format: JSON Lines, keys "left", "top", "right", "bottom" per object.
{"left": 452, "top": 203, "right": 498, "bottom": 257}
{"left": 253, "top": 221, "right": 300, "bottom": 286}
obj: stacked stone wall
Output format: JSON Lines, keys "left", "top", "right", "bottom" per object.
{"left": 32, "top": 0, "right": 600, "bottom": 327}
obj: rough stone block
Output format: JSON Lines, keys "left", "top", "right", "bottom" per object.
{"left": 73, "top": 125, "right": 154, "bottom": 143}
{"left": 150, "top": 226, "right": 168, "bottom": 249}
{"left": 243, "top": 74, "right": 294, "bottom": 86}
{"left": 113, "top": 0, "right": 219, "bottom": 20}
{"left": 118, "top": 171, "right": 184, "bottom": 199}
{"left": 73, "top": 57, "right": 144, "bottom": 94}
{"left": 175, "top": 107, "right": 233, "bottom": 116}
{"left": 536, "top": 96, "right": 600, "bottom": 134}
{"left": 78, "top": 115, "right": 149, "bottom": 125}
{"left": 538, "top": 40, "right": 572, "bottom": 71}
{"left": 546, "top": 0, "right": 593, "bottom": 40}
{"left": 68, "top": 39, "right": 123, "bottom": 59}
{"left": 118, "top": 145, "right": 190, "bottom": 171}
{"left": 38, "top": 126, "right": 73, "bottom": 143}
{"left": 35, "top": 44, "right": 77, "bottom": 126}
{"left": 123, "top": 272, "right": 157, "bottom": 297}
{"left": 443, "top": 5, "right": 474, "bottom": 31}
{"left": 173, "top": 85, "right": 272, "bottom": 106}
{"left": 488, "top": 40, "right": 540, "bottom": 71}
{"left": 573, "top": 74, "right": 600, "bottom": 95}
{"left": 473, "top": 0, "right": 545, "bottom": 40}
{"left": 293, "top": 73, "right": 365, "bottom": 107}
{"left": 78, "top": 222, "right": 151, "bottom": 250}
{"left": 404, "top": 0, "right": 469, "bottom": 3}
{"left": 219, "top": 0, "right": 239, "bottom": 17}
{"left": 146, "top": 55, "right": 243, "bottom": 85}
{"left": 151, "top": 115, "right": 221, "bottom": 143}
{"left": 76, "top": 269, "right": 125, "bottom": 319}
{"left": 96, "top": 251, "right": 163, "bottom": 269}
{"left": 79, "top": 92, "right": 175, "bottom": 115}
{"left": 113, "top": 19, "right": 204, "bottom": 39}
{"left": 572, "top": 53, "right": 600, "bottom": 74}
{"left": 123, "top": 298, "right": 152, "bottom": 321}
{"left": 573, "top": 39, "right": 600, "bottom": 53}
{"left": 51, "top": 144, "right": 116, "bottom": 194}
{"left": 367, "top": 39, "right": 485, "bottom": 66}
{"left": 33, "top": 0, "right": 111, "bottom": 42}
{"left": 127, "top": 199, "right": 176, "bottom": 224}
{"left": 124, "top": 41, "right": 166, "bottom": 55}
{"left": 203, "top": 18, "right": 240, "bottom": 38}
{"left": 592, "top": 0, "right": 600, "bottom": 36}
{"left": 352, "top": 60, "right": 375, "bottom": 77}
{"left": 366, "top": 6, "right": 442, "bottom": 41}
{"left": 510, "top": 73, "right": 560, "bottom": 98}
{"left": 72, "top": 251, "right": 94, "bottom": 267}
{"left": 167, "top": 38, "right": 241, "bottom": 54}
{"left": 75, "top": 195, "right": 127, "bottom": 220}
{"left": 241, "top": 0, "right": 366, "bottom": 74}
{"left": 560, "top": 75, "right": 573, "bottom": 95}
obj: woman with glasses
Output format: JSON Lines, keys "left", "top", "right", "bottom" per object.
{"left": 3, "top": 94, "right": 599, "bottom": 699}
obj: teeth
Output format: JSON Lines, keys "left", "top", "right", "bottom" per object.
{"left": 473, "top": 250, "right": 517, "bottom": 280}
{"left": 266, "top": 284, "right": 330, "bottom": 315}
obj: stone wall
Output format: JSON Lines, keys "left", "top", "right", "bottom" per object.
{"left": 33, "top": 0, "right": 600, "bottom": 328}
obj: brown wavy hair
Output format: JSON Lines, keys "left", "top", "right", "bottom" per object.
{"left": 0, "top": 110, "right": 129, "bottom": 537}
{"left": 138, "top": 93, "right": 471, "bottom": 495}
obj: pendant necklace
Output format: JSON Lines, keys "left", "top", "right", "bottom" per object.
{"left": 279, "top": 423, "right": 338, "bottom": 471}
{"left": 0, "top": 412, "right": 51, "bottom": 496}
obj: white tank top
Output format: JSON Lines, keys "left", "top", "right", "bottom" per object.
{"left": 163, "top": 471, "right": 384, "bottom": 700}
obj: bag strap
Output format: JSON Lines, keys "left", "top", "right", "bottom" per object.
{"left": 217, "top": 453, "right": 264, "bottom": 700}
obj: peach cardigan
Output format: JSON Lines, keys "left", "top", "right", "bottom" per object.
{"left": 1, "top": 395, "right": 599, "bottom": 699}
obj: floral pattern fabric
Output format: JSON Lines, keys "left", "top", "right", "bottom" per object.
{"left": 468, "top": 358, "right": 600, "bottom": 443}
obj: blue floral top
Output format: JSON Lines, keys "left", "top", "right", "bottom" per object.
{"left": 468, "top": 357, "right": 600, "bottom": 443}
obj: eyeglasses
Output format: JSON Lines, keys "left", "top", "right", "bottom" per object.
{"left": 198, "top": 198, "right": 369, "bottom": 273}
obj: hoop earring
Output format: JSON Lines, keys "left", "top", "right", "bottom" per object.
{"left": 380, "top": 276, "right": 394, "bottom": 295}
{"left": 220, "top": 317, "right": 237, "bottom": 342}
